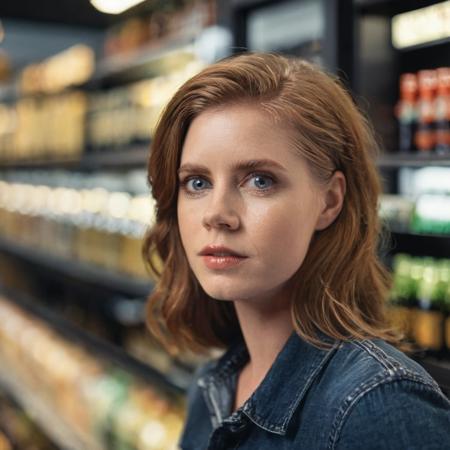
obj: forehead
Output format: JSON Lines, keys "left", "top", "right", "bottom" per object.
{"left": 180, "top": 104, "right": 299, "bottom": 166}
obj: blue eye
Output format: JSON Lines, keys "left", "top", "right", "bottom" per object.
{"left": 249, "top": 174, "right": 274, "bottom": 190}
{"left": 184, "top": 177, "right": 211, "bottom": 192}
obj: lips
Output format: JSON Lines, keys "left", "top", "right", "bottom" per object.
{"left": 199, "top": 245, "right": 247, "bottom": 270}
{"left": 199, "top": 244, "right": 246, "bottom": 258}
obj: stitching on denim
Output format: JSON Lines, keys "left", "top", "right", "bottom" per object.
{"left": 359, "top": 340, "right": 403, "bottom": 374}
{"left": 242, "top": 407, "right": 285, "bottom": 435}
{"left": 352, "top": 340, "right": 442, "bottom": 392}
{"left": 201, "top": 383, "right": 220, "bottom": 430}
{"left": 327, "top": 374, "right": 447, "bottom": 450}
{"left": 351, "top": 340, "right": 394, "bottom": 373}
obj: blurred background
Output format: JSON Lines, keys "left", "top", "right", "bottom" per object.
{"left": 0, "top": 0, "right": 449, "bottom": 448}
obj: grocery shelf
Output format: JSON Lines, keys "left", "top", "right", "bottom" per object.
{"left": 377, "top": 153, "right": 450, "bottom": 168}
{"left": 0, "top": 236, "right": 153, "bottom": 298}
{"left": 0, "top": 286, "right": 191, "bottom": 394}
{"left": 388, "top": 230, "right": 450, "bottom": 258}
{"left": 0, "top": 144, "right": 149, "bottom": 171}
{"left": 90, "top": 40, "right": 197, "bottom": 84}
{"left": 0, "top": 39, "right": 197, "bottom": 102}
{"left": 0, "top": 359, "right": 102, "bottom": 450}
{"left": 0, "top": 80, "right": 17, "bottom": 103}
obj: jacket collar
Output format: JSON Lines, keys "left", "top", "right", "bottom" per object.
{"left": 198, "top": 330, "right": 341, "bottom": 435}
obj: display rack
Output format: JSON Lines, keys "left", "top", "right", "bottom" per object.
{"left": 0, "top": 144, "right": 149, "bottom": 171}
{"left": 377, "top": 153, "right": 450, "bottom": 169}
{"left": 0, "top": 285, "right": 190, "bottom": 393}
{"left": 388, "top": 231, "right": 450, "bottom": 259}
{"left": 0, "top": 237, "right": 153, "bottom": 298}
{"left": 352, "top": 0, "right": 450, "bottom": 393}
{"left": 1, "top": 0, "right": 450, "bottom": 428}
{"left": 89, "top": 41, "right": 197, "bottom": 85}
{"left": 0, "top": 365, "right": 101, "bottom": 450}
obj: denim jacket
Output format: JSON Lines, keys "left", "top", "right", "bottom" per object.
{"left": 179, "top": 330, "right": 450, "bottom": 449}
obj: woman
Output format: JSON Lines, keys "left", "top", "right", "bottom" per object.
{"left": 143, "top": 53, "right": 450, "bottom": 449}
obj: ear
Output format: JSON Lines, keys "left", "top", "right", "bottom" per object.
{"left": 315, "top": 171, "right": 346, "bottom": 231}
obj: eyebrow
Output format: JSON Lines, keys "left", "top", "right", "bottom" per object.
{"left": 177, "top": 159, "right": 287, "bottom": 176}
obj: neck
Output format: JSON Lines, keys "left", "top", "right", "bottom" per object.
{"left": 233, "top": 292, "right": 294, "bottom": 387}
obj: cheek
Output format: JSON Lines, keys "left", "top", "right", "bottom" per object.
{"left": 177, "top": 200, "right": 191, "bottom": 248}
{"left": 177, "top": 199, "right": 202, "bottom": 254}
{"left": 250, "top": 199, "right": 317, "bottom": 268}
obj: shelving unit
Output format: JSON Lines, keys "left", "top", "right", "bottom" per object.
{"left": 1, "top": 0, "right": 450, "bottom": 440}
{"left": 90, "top": 41, "right": 197, "bottom": 85}
{"left": 0, "top": 144, "right": 149, "bottom": 171}
{"left": 0, "top": 365, "right": 101, "bottom": 450}
{"left": 0, "top": 285, "right": 190, "bottom": 393}
{"left": 352, "top": 0, "right": 450, "bottom": 393}
{"left": 0, "top": 6, "right": 208, "bottom": 443}
{"left": 388, "top": 231, "right": 450, "bottom": 259}
{"left": 0, "top": 237, "right": 153, "bottom": 298}
{"left": 377, "top": 153, "right": 450, "bottom": 169}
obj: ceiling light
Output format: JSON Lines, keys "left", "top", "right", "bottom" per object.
{"left": 90, "top": 0, "right": 146, "bottom": 15}
{"left": 392, "top": 1, "right": 450, "bottom": 49}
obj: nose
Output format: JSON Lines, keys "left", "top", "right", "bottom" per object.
{"left": 202, "top": 187, "right": 241, "bottom": 231}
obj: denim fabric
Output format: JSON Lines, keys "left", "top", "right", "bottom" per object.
{"left": 179, "top": 330, "right": 450, "bottom": 449}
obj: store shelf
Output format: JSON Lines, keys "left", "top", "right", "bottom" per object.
{"left": 0, "top": 237, "right": 153, "bottom": 298}
{"left": 0, "top": 40, "right": 197, "bottom": 103}
{"left": 0, "top": 359, "right": 102, "bottom": 450}
{"left": 388, "top": 230, "right": 450, "bottom": 258}
{"left": 377, "top": 153, "right": 450, "bottom": 169}
{"left": 0, "top": 144, "right": 150, "bottom": 171}
{"left": 0, "top": 81, "right": 18, "bottom": 103}
{"left": 90, "top": 40, "right": 197, "bottom": 84}
{"left": 0, "top": 286, "right": 191, "bottom": 394}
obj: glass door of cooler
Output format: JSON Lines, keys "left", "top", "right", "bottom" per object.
{"left": 219, "top": 0, "right": 354, "bottom": 82}
{"left": 245, "top": 0, "right": 325, "bottom": 65}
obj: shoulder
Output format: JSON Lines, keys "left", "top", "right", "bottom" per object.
{"left": 327, "top": 338, "right": 450, "bottom": 450}
{"left": 330, "top": 338, "right": 444, "bottom": 392}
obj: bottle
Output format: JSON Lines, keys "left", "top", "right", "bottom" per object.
{"left": 435, "top": 67, "right": 450, "bottom": 154}
{"left": 415, "top": 70, "right": 438, "bottom": 153}
{"left": 396, "top": 73, "right": 418, "bottom": 152}
{"left": 442, "top": 260, "right": 450, "bottom": 358}
{"left": 413, "top": 258, "right": 445, "bottom": 356}
{"left": 388, "top": 254, "right": 415, "bottom": 339}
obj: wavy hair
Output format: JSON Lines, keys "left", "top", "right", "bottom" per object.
{"left": 143, "top": 52, "right": 410, "bottom": 355}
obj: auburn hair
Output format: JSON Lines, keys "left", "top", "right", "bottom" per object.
{"left": 143, "top": 52, "right": 410, "bottom": 355}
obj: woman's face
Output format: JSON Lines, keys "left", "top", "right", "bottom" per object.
{"left": 177, "top": 104, "right": 325, "bottom": 306}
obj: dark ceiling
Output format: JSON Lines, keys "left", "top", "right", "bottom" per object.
{"left": 0, "top": 0, "right": 116, "bottom": 28}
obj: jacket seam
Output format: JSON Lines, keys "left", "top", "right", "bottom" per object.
{"left": 327, "top": 374, "right": 448, "bottom": 450}
{"left": 351, "top": 340, "right": 397, "bottom": 374}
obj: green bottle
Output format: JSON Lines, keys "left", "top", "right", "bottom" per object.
{"left": 414, "top": 259, "right": 445, "bottom": 356}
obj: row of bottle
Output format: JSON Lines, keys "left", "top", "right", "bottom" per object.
{"left": 88, "top": 60, "right": 204, "bottom": 151}
{"left": 0, "top": 388, "right": 60, "bottom": 450}
{"left": 103, "top": 0, "right": 215, "bottom": 58}
{"left": 19, "top": 44, "right": 94, "bottom": 95}
{"left": 0, "top": 59, "right": 204, "bottom": 162}
{"left": 0, "top": 179, "right": 157, "bottom": 279}
{"left": 388, "top": 253, "right": 450, "bottom": 355}
{"left": 0, "top": 296, "right": 185, "bottom": 450}
{"left": 395, "top": 67, "right": 450, "bottom": 153}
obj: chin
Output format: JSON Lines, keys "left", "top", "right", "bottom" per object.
{"left": 199, "top": 279, "right": 255, "bottom": 302}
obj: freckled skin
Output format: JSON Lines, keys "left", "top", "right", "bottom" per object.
{"left": 177, "top": 104, "right": 325, "bottom": 307}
